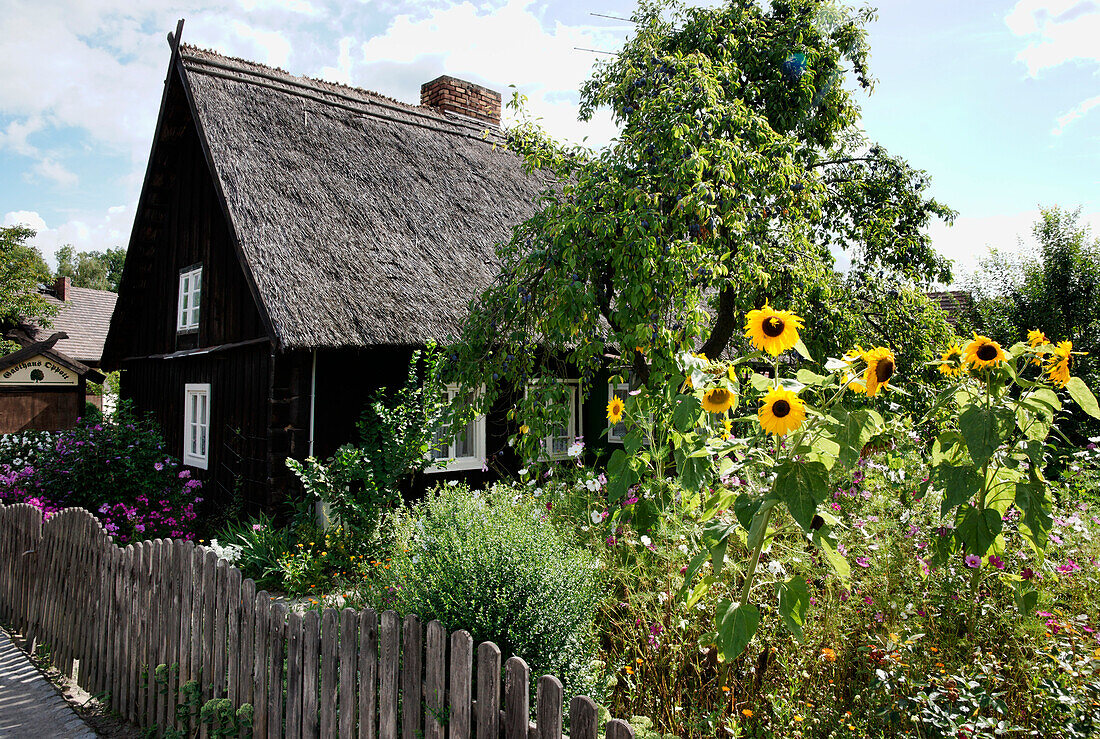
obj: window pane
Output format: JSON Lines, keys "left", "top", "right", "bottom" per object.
{"left": 429, "top": 422, "right": 450, "bottom": 460}
{"left": 200, "top": 394, "right": 207, "bottom": 424}
{"left": 200, "top": 425, "right": 206, "bottom": 456}
{"left": 454, "top": 419, "right": 475, "bottom": 458}
{"left": 551, "top": 435, "right": 569, "bottom": 456}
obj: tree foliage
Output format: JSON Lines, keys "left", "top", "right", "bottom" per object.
{"left": 968, "top": 207, "right": 1099, "bottom": 389}
{"left": 55, "top": 244, "right": 126, "bottom": 292}
{"left": 451, "top": 0, "right": 954, "bottom": 434}
{"left": 0, "top": 225, "right": 55, "bottom": 353}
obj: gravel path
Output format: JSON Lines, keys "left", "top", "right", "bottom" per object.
{"left": 0, "top": 629, "right": 97, "bottom": 738}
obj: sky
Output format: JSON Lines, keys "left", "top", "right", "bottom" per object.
{"left": 1, "top": 0, "right": 1097, "bottom": 285}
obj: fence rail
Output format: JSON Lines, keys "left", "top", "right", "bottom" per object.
{"left": 0, "top": 503, "right": 634, "bottom": 739}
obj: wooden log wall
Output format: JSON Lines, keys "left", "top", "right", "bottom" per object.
{"left": 0, "top": 503, "right": 635, "bottom": 739}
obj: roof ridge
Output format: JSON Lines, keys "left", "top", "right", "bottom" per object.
{"left": 179, "top": 44, "right": 503, "bottom": 142}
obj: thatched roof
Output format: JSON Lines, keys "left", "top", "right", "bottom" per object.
{"left": 178, "top": 45, "right": 555, "bottom": 349}
{"left": 926, "top": 290, "right": 975, "bottom": 329}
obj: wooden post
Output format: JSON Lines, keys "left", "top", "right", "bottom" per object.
{"left": 401, "top": 615, "right": 423, "bottom": 739}
{"left": 569, "top": 696, "right": 598, "bottom": 739}
{"left": 177, "top": 540, "right": 196, "bottom": 733}
{"left": 536, "top": 676, "right": 563, "bottom": 739}
{"left": 321, "top": 608, "right": 338, "bottom": 737}
{"left": 475, "top": 643, "right": 501, "bottom": 739}
{"left": 268, "top": 601, "right": 287, "bottom": 739}
{"left": 285, "top": 612, "right": 304, "bottom": 739}
{"left": 424, "top": 621, "right": 446, "bottom": 739}
{"left": 302, "top": 609, "right": 321, "bottom": 737}
{"left": 378, "top": 611, "right": 399, "bottom": 739}
{"left": 340, "top": 608, "right": 358, "bottom": 739}
{"left": 503, "top": 657, "right": 529, "bottom": 739}
{"left": 252, "top": 591, "right": 270, "bottom": 738}
{"left": 226, "top": 566, "right": 242, "bottom": 707}
{"left": 239, "top": 579, "right": 257, "bottom": 713}
{"left": 213, "top": 558, "right": 229, "bottom": 700}
{"left": 448, "top": 630, "right": 472, "bottom": 739}
{"left": 358, "top": 609, "right": 378, "bottom": 739}
{"left": 605, "top": 719, "right": 636, "bottom": 739}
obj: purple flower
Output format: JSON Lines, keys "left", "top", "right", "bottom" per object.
{"left": 988, "top": 555, "right": 1005, "bottom": 570}
{"left": 855, "top": 556, "right": 871, "bottom": 568}
{"left": 178, "top": 469, "right": 191, "bottom": 479}
{"left": 1021, "top": 567, "right": 1035, "bottom": 581}
{"left": 154, "top": 462, "right": 164, "bottom": 471}
{"left": 964, "top": 554, "right": 981, "bottom": 568}
{"left": 1058, "top": 559, "right": 1081, "bottom": 574}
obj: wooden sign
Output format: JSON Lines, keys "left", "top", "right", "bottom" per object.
{"left": 0, "top": 354, "right": 78, "bottom": 386}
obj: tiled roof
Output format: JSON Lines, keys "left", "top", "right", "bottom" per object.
{"left": 926, "top": 290, "right": 974, "bottom": 328}
{"left": 38, "top": 287, "right": 118, "bottom": 364}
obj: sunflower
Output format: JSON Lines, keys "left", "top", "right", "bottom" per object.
{"left": 843, "top": 372, "right": 867, "bottom": 394}
{"left": 1047, "top": 340, "right": 1073, "bottom": 387}
{"left": 938, "top": 343, "right": 965, "bottom": 376}
{"left": 964, "top": 334, "right": 1006, "bottom": 369}
{"left": 721, "top": 417, "right": 733, "bottom": 439}
{"left": 744, "top": 302, "right": 804, "bottom": 356}
{"left": 702, "top": 387, "right": 735, "bottom": 414}
{"left": 758, "top": 387, "right": 806, "bottom": 436}
{"left": 842, "top": 346, "right": 865, "bottom": 366}
{"left": 1027, "top": 329, "right": 1048, "bottom": 347}
{"left": 862, "top": 347, "right": 896, "bottom": 397}
{"left": 606, "top": 396, "right": 625, "bottom": 424}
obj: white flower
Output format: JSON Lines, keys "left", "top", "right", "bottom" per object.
{"left": 590, "top": 510, "right": 603, "bottom": 525}
{"left": 447, "top": 479, "right": 459, "bottom": 487}
{"left": 767, "top": 560, "right": 785, "bottom": 577}
{"left": 678, "top": 543, "right": 689, "bottom": 555}
{"left": 640, "top": 535, "right": 652, "bottom": 547}
{"left": 518, "top": 467, "right": 528, "bottom": 476}
{"left": 567, "top": 442, "right": 584, "bottom": 458}
{"left": 584, "top": 478, "right": 601, "bottom": 492}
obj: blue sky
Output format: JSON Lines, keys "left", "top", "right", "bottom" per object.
{"left": 1, "top": 0, "right": 1097, "bottom": 283}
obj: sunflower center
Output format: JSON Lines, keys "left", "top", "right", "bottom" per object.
{"left": 876, "top": 359, "right": 895, "bottom": 383}
{"left": 977, "top": 344, "right": 998, "bottom": 361}
{"left": 710, "top": 389, "right": 731, "bottom": 404}
{"left": 762, "top": 317, "right": 785, "bottom": 338}
{"left": 772, "top": 399, "right": 791, "bottom": 418}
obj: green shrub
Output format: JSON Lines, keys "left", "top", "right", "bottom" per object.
{"left": 214, "top": 513, "right": 291, "bottom": 590}
{"left": 381, "top": 484, "right": 602, "bottom": 700}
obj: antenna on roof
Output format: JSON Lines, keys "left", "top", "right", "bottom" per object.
{"left": 168, "top": 19, "right": 185, "bottom": 52}
{"left": 590, "top": 12, "right": 635, "bottom": 22}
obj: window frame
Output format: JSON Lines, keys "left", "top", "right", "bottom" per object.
{"left": 526, "top": 379, "right": 582, "bottom": 461}
{"left": 177, "top": 265, "right": 202, "bottom": 333}
{"left": 183, "top": 383, "right": 211, "bottom": 470}
{"left": 425, "top": 384, "right": 487, "bottom": 473}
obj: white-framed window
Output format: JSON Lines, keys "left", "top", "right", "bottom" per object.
{"left": 183, "top": 383, "right": 210, "bottom": 469}
{"left": 527, "top": 379, "right": 581, "bottom": 460}
{"left": 177, "top": 266, "right": 202, "bottom": 332}
{"left": 607, "top": 380, "right": 630, "bottom": 444}
{"left": 426, "top": 385, "right": 486, "bottom": 473}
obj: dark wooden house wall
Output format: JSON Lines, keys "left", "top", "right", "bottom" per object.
{"left": 121, "top": 345, "right": 271, "bottom": 509}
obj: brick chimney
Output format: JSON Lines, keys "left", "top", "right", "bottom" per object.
{"left": 420, "top": 76, "right": 501, "bottom": 127}
{"left": 54, "top": 276, "right": 71, "bottom": 302}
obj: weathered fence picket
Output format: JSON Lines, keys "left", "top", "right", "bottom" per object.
{"left": 0, "top": 504, "right": 636, "bottom": 739}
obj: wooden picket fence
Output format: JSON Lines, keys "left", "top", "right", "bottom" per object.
{"left": 0, "top": 503, "right": 634, "bottom": 739}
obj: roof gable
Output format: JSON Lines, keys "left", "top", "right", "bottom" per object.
{"left": 178, "top": 45, "right": 554, "bottom": 349}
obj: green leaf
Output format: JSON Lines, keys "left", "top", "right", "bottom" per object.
{"left": 633, "top": 498, "right": 660, "bottom": 534}
{"left": 623, "top": 429, "right": 644, "bottom": 456}
{"left": 702, "top": 520, "right": 736, "bottom": 576}
{"left": 673, "top": 395, "right": 702, "bottom": 432}
{"left": 793, "top": 338, "right": 813, "bottom": 361}
{"left": 777, "top": 576, "right": 810, "bottom": 639}
{"left": 932, "top": 431, "right": 970, "bottom": 467}
{"left": 750, "top": 373, "right": 773, "bottom": 391}
{"left": 936, "top": 465, "right": 979, "bottom": 516}
{"left": 795, "top": 368, "right": 827, "bottom": 386}
{"left": 1066, "top": 376, "right": 1100, "bottom": 419}
{"left": 733, "top": 493, "right": 762, "bottom": 531}
{"left": 812, "top": 527, "right": 850, "bottom": 586}
{"left": 985, "top": 467, "right": 1020, "bottom": 516}
{"left": 715, "top": 599, "right": 760, "bottom": 662}
{"left": 774, "top": 460, "right": 829, "bottom": 532}
{"left": 958, "top": 405, "right": 1013, "bottom": 467}
{"left": 677, "top": 453, "right": 710, "bottom": 493}
{"left": 832, "top": 408, "right": 883, "bottom": 469}
{"left": 1015, "top": 476, "right": 1053, "bottom": 553}
{"left": 954, "top": 505, "right": 1004, "bottom": 557}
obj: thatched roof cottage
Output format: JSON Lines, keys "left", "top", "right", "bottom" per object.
{"left": 102, "top": 24, "right": 558, "bottom": 508}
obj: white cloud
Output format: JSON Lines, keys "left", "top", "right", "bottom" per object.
{"left": 1005, "top": 0, "right": 1100, "bottom": 75}
{"left": 319, "top": 36, "right": 355, "bottom": 85}
{"left": 354, "top": 0, "right": 624, "bottom": 147}
{"left": 928, "top": 208, "right": 1100, "bottom": 285}
{"left": 3, "top": 205, "right": 134, "bottom": 267}
{"left": 239, "top": 0, "right": 322, "bottom": 16}
{"left": 29, "top": 158, "right": 78, "bottom": 187}
{"left": 229, "top": 21, "right": 292, "bottom": 68}
{"left": 0, "top": 117, "right": 43, "bottom": 157}
{"left": 1053, "top": 93, "right": 1100, "bottom": 134}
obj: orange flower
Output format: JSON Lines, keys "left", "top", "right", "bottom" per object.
{"left": 742, "top": 709, "right": 753, "bottom": 718}
{"left": 821, "top": 647, "right": 837, "bottom": 662}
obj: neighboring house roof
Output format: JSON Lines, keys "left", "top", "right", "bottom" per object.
{"left": 29, "top": 282, "right": 118, "bottom": 364}
{"left": 927, "top": 290, "right": 975, "bottom": 329}
{"left": 174, "top": 44, "right": 555, "bottom": 350}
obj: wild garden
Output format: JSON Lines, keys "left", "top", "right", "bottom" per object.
{"left": 3, "top": 1, "right": 1100, "bottom": 737}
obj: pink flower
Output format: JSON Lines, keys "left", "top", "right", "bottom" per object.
{"left": 964, "top": 554, "right": 981, "bottom": 568}
{"left": 855, "top": 556, "right": 871, "bottom": 568}
{"left": 988, "top": 555, "right": 1005, "bottom": 570}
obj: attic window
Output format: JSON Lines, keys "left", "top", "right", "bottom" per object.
{"left": 177, "top": 265, "right": 202, "bottom": 332}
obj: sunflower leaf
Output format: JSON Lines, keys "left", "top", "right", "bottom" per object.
{"left": 715, "top": 599, "right": 760, "bottom": 661}
{"left": 958, "top": 405, "right": 1013, "bottom": 468}
{"left": 777, "top": 576, "right": 810, "bottom": 639}
{"left": 774, "top": 459, "right": 829, "bottom": 531}
{"left": 954, "top": 504, "right": 1004, "bottom": 557}
{"left": 1065, "top": 376, "right": 1100, "bottom": 419}
{"left": 1015, "top": 475, "right": 1053, "bottom": 553}
{"left": 793, "top": 338, "right": 813, "bottom": 361}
